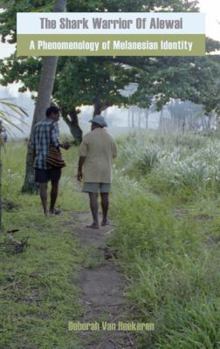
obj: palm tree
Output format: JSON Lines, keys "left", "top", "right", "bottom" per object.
{"left": 22, "top": 0, "right": 67, "bottom": 193}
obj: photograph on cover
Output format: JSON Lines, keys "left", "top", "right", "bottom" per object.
{"left": 0, "top": 1, "right": 220, "bottom": 348}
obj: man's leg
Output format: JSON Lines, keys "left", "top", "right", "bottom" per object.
{"left": 39, "top": 183, "right": 48, "bottom": 216}
{"left": 50, "top": 180, "right": 59, "bottom": 214}
{"left": 100, "top": 193, "right": 109, "bottom": 226}
{"left": 49, "top": 168, "right": 62, "bottom": 214}
{"left": 88, "top": 192, "right": 99, "bottom": 229}
{"left": 35, "top": 169, "right": 48, "bottom": 215}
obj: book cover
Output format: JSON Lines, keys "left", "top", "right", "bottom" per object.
{"left": 0, "top": 1, "right": 219, "bottom": 348}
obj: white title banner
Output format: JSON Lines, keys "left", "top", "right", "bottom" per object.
{"left": 17, "top": 12, "right": 205, "bottom": 35}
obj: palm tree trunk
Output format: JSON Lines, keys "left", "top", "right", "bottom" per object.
{"left": 22, "top": 0, "right": 66, "bottom": 193}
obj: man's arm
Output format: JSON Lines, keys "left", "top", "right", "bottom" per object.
{"left": 77, "top": 137, "right": 88, "bottom": 181}
{"left": 51, "top": 124, "right": 70, "bottom": 150}
{"left": 77, "top": 156, "right": 86, "bottom": 181}
{"left": 51, "top": 124, "right": 60, "bottom": 149}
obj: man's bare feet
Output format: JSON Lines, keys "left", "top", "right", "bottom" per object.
{"left": 101, "top": 219, "right": 110, "bottom": 226}
{"left": 49, "top": 208, "right": 62, "bottom": 215}
{"left": 86, "top": 223, "right": 99, "bottom": 229}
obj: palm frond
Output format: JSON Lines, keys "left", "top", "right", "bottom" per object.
{"left": 0, "top": 110, "right": 29, "bottom": 126}
{"left": 0, "top": 113, "right": 25, "bottom": 133}
{"left": 0, "top": 99, "right": 29, "bottom": 117}
{"left": 0, "top": 99, "right": 28, "bottom": 134}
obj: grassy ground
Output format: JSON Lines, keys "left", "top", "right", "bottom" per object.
{"left": 1, "top": 132, "right": 220, "bottom": 348}
{"left": 0, "top": 142, "right": 87, "bottom": 349}
{"left": 109, "top": 131, "right": 220, "bottom": 348}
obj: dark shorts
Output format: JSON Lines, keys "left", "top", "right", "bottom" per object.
{"left": 35, "top": 168, "right": 62, "bottom": 183}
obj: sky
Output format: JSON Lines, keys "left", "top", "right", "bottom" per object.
{"left": 199, "top": 0, "right": 220, "bottom": 42}
{"left": 0, "top": 0, "right": 220, "bottom": 58}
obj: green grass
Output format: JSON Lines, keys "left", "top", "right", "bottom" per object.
{"left": 0, "top": 142, "right": 87, "bottom": 349}
{"left": 110, "top": 132, "right": 220, "bottom": 349}
{"left": 1, "top": 133, "right": 220, "bottom": 349}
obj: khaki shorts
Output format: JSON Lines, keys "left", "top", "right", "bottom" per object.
{"left": 82, "top": 182, "right": 111, "bottom": 193}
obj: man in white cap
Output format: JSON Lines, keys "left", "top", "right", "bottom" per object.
{"left": 77, "top": 115, "right": 117, "bottom": 229}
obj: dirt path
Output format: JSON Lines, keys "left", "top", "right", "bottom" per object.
{"left": 70, "top": 211, "right": 137, "bottom": 349}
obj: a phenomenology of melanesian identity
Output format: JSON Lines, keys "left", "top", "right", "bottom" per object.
{"left": 30, "top": 39, "right": 193, "bottom": 52}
